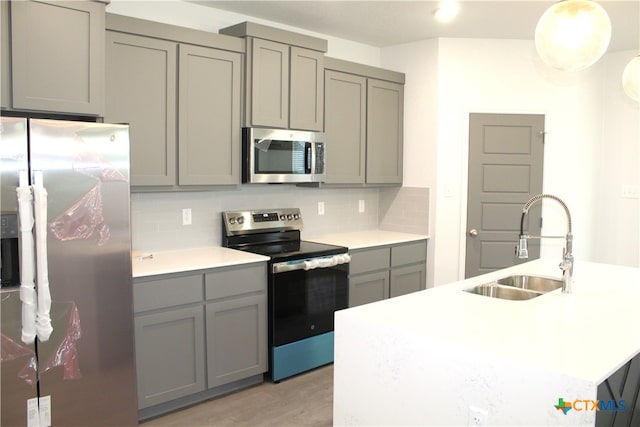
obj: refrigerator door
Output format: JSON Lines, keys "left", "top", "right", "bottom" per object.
{"left": 1, "top": 117, "right": 38, "bottom": 427}
{"left": 28, "top": 119, "right": 138, "bottom": 426}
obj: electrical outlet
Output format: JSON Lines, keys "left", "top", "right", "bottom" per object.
{"left": 468, "top": 406, "right": 488, "bottom": 426}
{"left": 182, "top": 208, "right": 192, "bottom": 225}
{"left": 358, "top": 199, "right": 365, "bottom": 213}
{"left": 318, "top": 201, "right": 325, "bottom": 216}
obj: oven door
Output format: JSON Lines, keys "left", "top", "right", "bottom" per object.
{"left": 270, "top": 255, "right": 349, "bottom": 347}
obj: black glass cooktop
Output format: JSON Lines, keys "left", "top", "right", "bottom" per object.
{"left": 234, "top": 240, "right": 347, "bottom": 262}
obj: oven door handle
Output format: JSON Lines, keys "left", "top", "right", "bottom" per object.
{"left": 272, "top": 253, "right": 351, "bottom": 274}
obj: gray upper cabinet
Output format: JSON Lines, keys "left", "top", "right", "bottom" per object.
{"left": 249, "top": 38, "right": 290, "bottom": 128}
{"left": 366, "top": 79, "right": 404, "bottom": 184}
{"left": 105, "top": 14, "right": 244, "bottom": 189}
{"left": 2, "top": 0, "right": 105, "bottom": 116}
{"left": 220, "top": 22, "right": 326, "bottom": 131}
{"left": 324, "top": 70, "right": 367, "bottom": 184}
{"left": 106, "top": 31, "right": 177, "bottom": 186}
{"left": 178, "top": 44, "right": 241, "bottom": 186}
{"left": 289, "top": 46, "right": 324, "bottom": 131}
{"left": 324, "top": 58, "right": 405, "bottom": 186}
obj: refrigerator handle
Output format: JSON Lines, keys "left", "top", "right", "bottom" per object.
{"left": 17, "top": 170, "right": 37, "bottom": 344}
{"left": 33, "top": 171, "right": 53, "bottom": 342}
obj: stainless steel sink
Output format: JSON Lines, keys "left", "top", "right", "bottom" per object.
{"left": 464, "top": 275, "right": 562, "bottom": 301}
{"left": 465, "top": 283, "right": 542, "bottom": 300}
{"left": 496, "top": 275, "right": 563, "bottom": 293}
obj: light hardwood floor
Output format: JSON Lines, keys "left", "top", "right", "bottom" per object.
{"left": 141, "top": 365, "right": 333, "bottom": 427}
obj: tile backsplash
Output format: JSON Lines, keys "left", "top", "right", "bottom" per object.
{"left": 131, "top": 185, "right": 380, "bottom": 252}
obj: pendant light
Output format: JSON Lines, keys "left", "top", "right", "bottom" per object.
{"left": 535, "top": 0, "right": 611, "bottom": 72}
{"left": 622, "top": 55, "right": 640, "bottom": 102}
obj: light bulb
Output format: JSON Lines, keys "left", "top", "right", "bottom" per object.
{"left": 535, "top": 0, "right": 611, "bottom": 72}
{"left": 433, "top": 1, "right": 460, "bottom": 23}
{"left": 622, "top": 56, "right": 640, "bottom": 102}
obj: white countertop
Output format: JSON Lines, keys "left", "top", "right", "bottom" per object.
{"left": 306, "top": 229, "right": 429, "bottom": 250}
{"left": 132, "top": 247, "right": 269, "bottom": 278}
{"left": 334, "top": 259, "right": 640, "bottom": 426}
{"left": 340, "top": 259, "right": 640, "bottom": 383}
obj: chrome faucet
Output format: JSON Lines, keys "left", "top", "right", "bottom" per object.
{"left": 516, "top": 194, "right": 574, "bottom": 294}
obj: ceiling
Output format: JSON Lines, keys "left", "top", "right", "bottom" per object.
{"left": 190, "top": 1, "right": 639, "bottom": 52}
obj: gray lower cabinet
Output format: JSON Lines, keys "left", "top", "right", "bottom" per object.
{"left": 324, "top": 59, "right": 405, "bottom": 186}
{"left": 133, "top": 273, "right": 205, "bottom": 409}
{"left": 135, "top": 305, "right": 206, "bottom": 409}
{"left": 133, "top": 262, "right": 267, "bottom": 416}
{"left": 204, "top": 264, "right": 267, "bottom": 388}
{"left": 105, "top": 15, "right": 243, "bottom": 189}
{"left": 348, "top": 240, "right": 427, "bottom": 307}
{"left": 1, "top": 0, "right": 105, "bottom": 116}
{"left": 596, "top": 353, "right": 640, "bottom": 427}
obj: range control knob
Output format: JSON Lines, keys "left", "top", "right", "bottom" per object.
{"left": 228, "top": 217, "right": 237, "bottom": 225}
{"left": 293, "top": 213, "right": 300, "bottom": 220}
{"left": 287, "top": 214, "right": 293, "bottom": 220}
{"left": 237, "top": 216, "right": 245, "bottom": 225}
{"left": 279, "top": 214, "right": 286, "bottom": 221}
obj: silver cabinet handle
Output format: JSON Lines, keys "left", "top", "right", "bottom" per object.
{"left": 469, "top": 229, "right": 478, "bottom": 237}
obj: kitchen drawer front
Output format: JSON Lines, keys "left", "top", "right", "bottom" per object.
{"left": 205, "top": 263, "right": 266, "bottom": 300}
{"left": 349, "top": 247, "right": 390, "bottom": 275}
{"left": 134, "top": 274, "right": 203, "bottom": 313}
{"left": 391, "top": 241, "right": 427, "bottom": 267}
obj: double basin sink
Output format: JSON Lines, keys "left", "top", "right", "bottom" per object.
{"left": 464, "top": 275, "right": 563, "bottom": 300}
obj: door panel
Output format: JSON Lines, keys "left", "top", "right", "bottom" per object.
{"left": 465, "top": 113, "right": 544, "bottom": 278}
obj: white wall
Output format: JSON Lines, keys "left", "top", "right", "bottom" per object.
{"left": 383, "top": 37, "right": 638, "bottom": 286}
{"left": 597, "top": 51, "right": 640, "bottom": 267}
{"left": 106, "top": 0, "right": 381, "bottom": 66}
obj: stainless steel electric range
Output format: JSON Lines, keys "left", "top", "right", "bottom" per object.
{"left": 222, "top": 208, "right": 350, "bottom": 382}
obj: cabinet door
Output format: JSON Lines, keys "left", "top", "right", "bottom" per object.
{"left": 178, "top": 45, "right": 241, "bottom": 185}
{"left": 349, "top": 271, "right": 390, "bottom": 308}
{"left": 1, "top": 1, "right": 10, "bottom": 109}
{"left": 290, "top": 47, "right": 324, "bottom": 131}
{"left": 206, "top": 294, "right": 267, "bottom": 388}
{"left": 135, "top": 305, "right": 205, "bottom": 409}
{"left": 249, "top": 38, "right": 289, "bottom": 128}
{"left": 10, "top": 0, "right": 105, "bottom": 115}
{"left": 366, "top": 79, "right": 404, "bottom": 184}
{"left": 324, "top": 70, "right": 366, "bottom": 184}
{"left": 106, "top": 32, "right": 177, "bottom": 186}
{"left": 390, "top": 263, "right": 426, "bottom": 298}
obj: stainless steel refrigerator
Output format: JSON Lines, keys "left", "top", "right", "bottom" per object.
{"left": 1, "top": 117, "right": 138, "bottom": 426}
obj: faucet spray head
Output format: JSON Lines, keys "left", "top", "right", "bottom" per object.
{"left": 517, "top": 236, "right": 529, "bottom": 259}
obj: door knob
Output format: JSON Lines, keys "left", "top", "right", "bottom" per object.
{"left": 469, "top": 229, "right": 478, "bottom": 237}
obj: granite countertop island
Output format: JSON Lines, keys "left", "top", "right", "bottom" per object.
{"left": 333, "top": 259, "right": 640, "bottom": 426}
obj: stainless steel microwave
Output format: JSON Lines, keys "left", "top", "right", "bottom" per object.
{"left": 242, "top": 128, "right": 326, "bottom": 184}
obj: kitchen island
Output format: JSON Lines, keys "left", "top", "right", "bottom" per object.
{"left": 333, "top": 259, "right": 640, "bottom": 426}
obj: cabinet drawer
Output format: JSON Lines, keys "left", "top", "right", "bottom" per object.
{"left": 134, "top": 274, "right": 202, "bottom": 313}
{"left": 349, "top": 248, "right": 390, "bottom": 275}
{"left": 391, "top": 241, "right": 427, "bottom": 267}
{"left": 205, "top": 263, "right": 266, "bottom": 300}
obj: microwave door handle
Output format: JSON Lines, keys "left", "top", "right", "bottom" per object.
{"left": 305, "top": 144, "right": 312, "bottom": 174}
